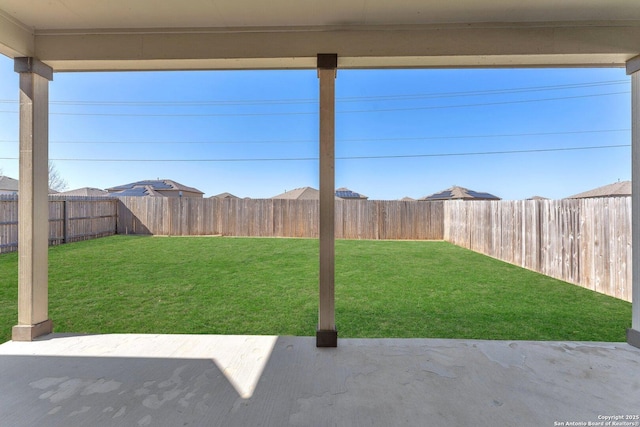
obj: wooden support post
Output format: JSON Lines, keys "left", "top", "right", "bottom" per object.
{"left": 317, "top": 53, "right": 338, "bottom": 347}
{"left": 628, "top": 57, "right": 640, "bottom": 349}
{"left": 12, "top": 57, "right": 53, "bottom": 341}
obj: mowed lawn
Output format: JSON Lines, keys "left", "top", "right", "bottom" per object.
{"left": 0, "top": 235, "right": 631, "bottom": 343}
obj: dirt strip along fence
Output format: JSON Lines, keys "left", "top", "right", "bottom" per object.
{"left": 444, "top": 197, "right": 632, "bottom": 302}
{"left": 116, "top": 197, "right": 445, "bottom": 240}
{"left": 0, "top": 195, "right": 117, "bottom": 253}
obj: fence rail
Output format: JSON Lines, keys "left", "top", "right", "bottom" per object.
{"left": 0, "top": 195, "right": 117, "bottom": 253}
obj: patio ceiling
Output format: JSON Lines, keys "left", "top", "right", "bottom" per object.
{"left": 1, "top": 0, "right": 640, "bottom": 70}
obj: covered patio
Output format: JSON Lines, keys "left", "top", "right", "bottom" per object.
{"left": 1, "top": 333, "right": 639, "bottom": 426}
{"left": 0, "top": 0, "right": 639, "bottom": 423}
{"left": 1, "top": 0, "right": 639, "bottom": 349}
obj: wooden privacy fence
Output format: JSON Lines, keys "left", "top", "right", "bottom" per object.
{"left": 444, "top": 197, "right": 632, "bottom": 302}
{"left": 117, "top": 197, "right": 445, "bottom": 240}
{"left": 0, "top": 195, "right": 117, "bottom": 253}
{"left": 0, "top": 195, "right": 18, "bottom": 253}
{"left": 1, "top": 195, "right": 632, "bottom": 301}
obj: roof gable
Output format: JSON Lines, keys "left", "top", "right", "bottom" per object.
{"left": 420, "top": 185, "right": 500, "bottom": 201}
{"left": 271, "top": 187, "right": 319, "bottom": 200}
{"left": 567, "top": 181, "right": 631, "bottom": 199}
{"left": 335, "top": 187, "right": 368, "bottom": 200}
{"left": 0, "top": 176, "right": 19, "bottom": 192}
{"left": 110, "top": 185, "right": 163, "bottom": 197}
{"left": 211, "top": 192, "right": 240, "bottom": 199}
{"left": 110, "top": 180, "right": 173, "bottom": 191}
{"left": 57, "top": 187, "right": 110, "bottom": 197}
{"left": 106, "top": 179, "right": 203, "bottom": 194}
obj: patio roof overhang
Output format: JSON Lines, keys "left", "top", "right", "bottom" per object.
{"left": 1, "top": 0, "right": 639, "bottom": 349}
{"left": 1, "top": 0, "right": 640, "bottom": 70}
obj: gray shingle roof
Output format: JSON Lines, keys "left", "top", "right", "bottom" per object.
{"left": 0, "top": 176, "right": 59, "bottom": 194}
{"left": 335, "top": 187, "right": 368, "bottom": 200}
{"left": 566, "top": 181, "right": 631, "bottom": 199}
{"left": 57, "top": 187, "right": 110, "bottom": 197}
{"left": 210, "top": 192, "right": 240, "bottom": 199}
{"left": 271, "top": 187, "right": 319, "bottom": 200}
{"left": 106, "top": 179, "right": 203, "bottom": 195}
{"left": 420, "top": 185, "right": 500, "bottom": 201}
{"left": 272, "top": 186, "right": 370, "bottom": 200}
{"left": 0, "top": 176, "right": 19, "bottom": 192}
{"left": 112, "top": 187, "right": 154, "bottom": 197}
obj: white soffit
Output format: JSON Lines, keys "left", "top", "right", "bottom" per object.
{"left": 1, "top": 0, "right": 640, "bottom": 70}
{"left": 2, "top": 0, "right": 640, "bottom": 29}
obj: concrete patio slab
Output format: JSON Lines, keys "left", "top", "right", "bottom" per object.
{"left": 0, "top": 334, "right": 639, "bottom": 426}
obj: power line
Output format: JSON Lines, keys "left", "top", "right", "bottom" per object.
{"left": 0, "top": 91, "right": 629, "bottom": 118}
{"left": 0, "top": 144, "right": 628, "bottom": 163}
{"left": 339, "top": 91, "right": 630, "bottom": 115}
{"left": 0, "top": 128, "right": 630, "bottom": 145}
{"left": 337, "top": 145, "right": 630, "bottom": 160}
{"left": 337, "top": 80, "right": 629, "bottom": 102}
{"left": 0, "top": 79, "right": 628, "bottom": 107}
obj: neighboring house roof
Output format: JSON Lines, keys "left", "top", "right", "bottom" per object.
{"left": 106, "top": 179, "right": 204, "bottom": 197}
{"left": 335, "top": 187, "right": 368, "bottom": 200}
{"left": 400, "top": 197, "right": 416, "bottom": 201}
{"left": 0, "top": 176, "right": 19, "bottom": 193}
{"left": 420, "top": 185, "right": 501, "bottom": 201}
{"left": 0, "top": 175, "right": 59, "bottom": 194}
{"left": 111, "top": 185, "right": 164, "bottom": 197}
{"left": 566, "top": 180, "right": 631, "bottom": 199}
{"left": 211, "top": 192, "right": 240, "bottom": 199}
{"left": 527, "top": 195, "right": 549, "bottom": 200}
{"left": 272, "top": 186, "right": 370, "bottom": 200}
{"left": 271, "top": 187, "right": 320, "bottom": 200}
{"left": 57, "top": 187, "right": 110, "bottom": 197}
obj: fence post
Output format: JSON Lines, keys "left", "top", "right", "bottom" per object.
{"left": 63, "top": 199, "right": 68, "bottom": 243}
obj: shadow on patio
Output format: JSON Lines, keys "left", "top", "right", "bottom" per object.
{"left": 0, "top": 334, "right": 639, "bottom": 426}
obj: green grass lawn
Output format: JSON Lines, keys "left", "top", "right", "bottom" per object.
{"left": 0, "top": 235, "right": 631, "bottom": 343}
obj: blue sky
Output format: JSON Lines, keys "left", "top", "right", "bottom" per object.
{"left": 0, "top": 54, "right": 631, "bottom": 200}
